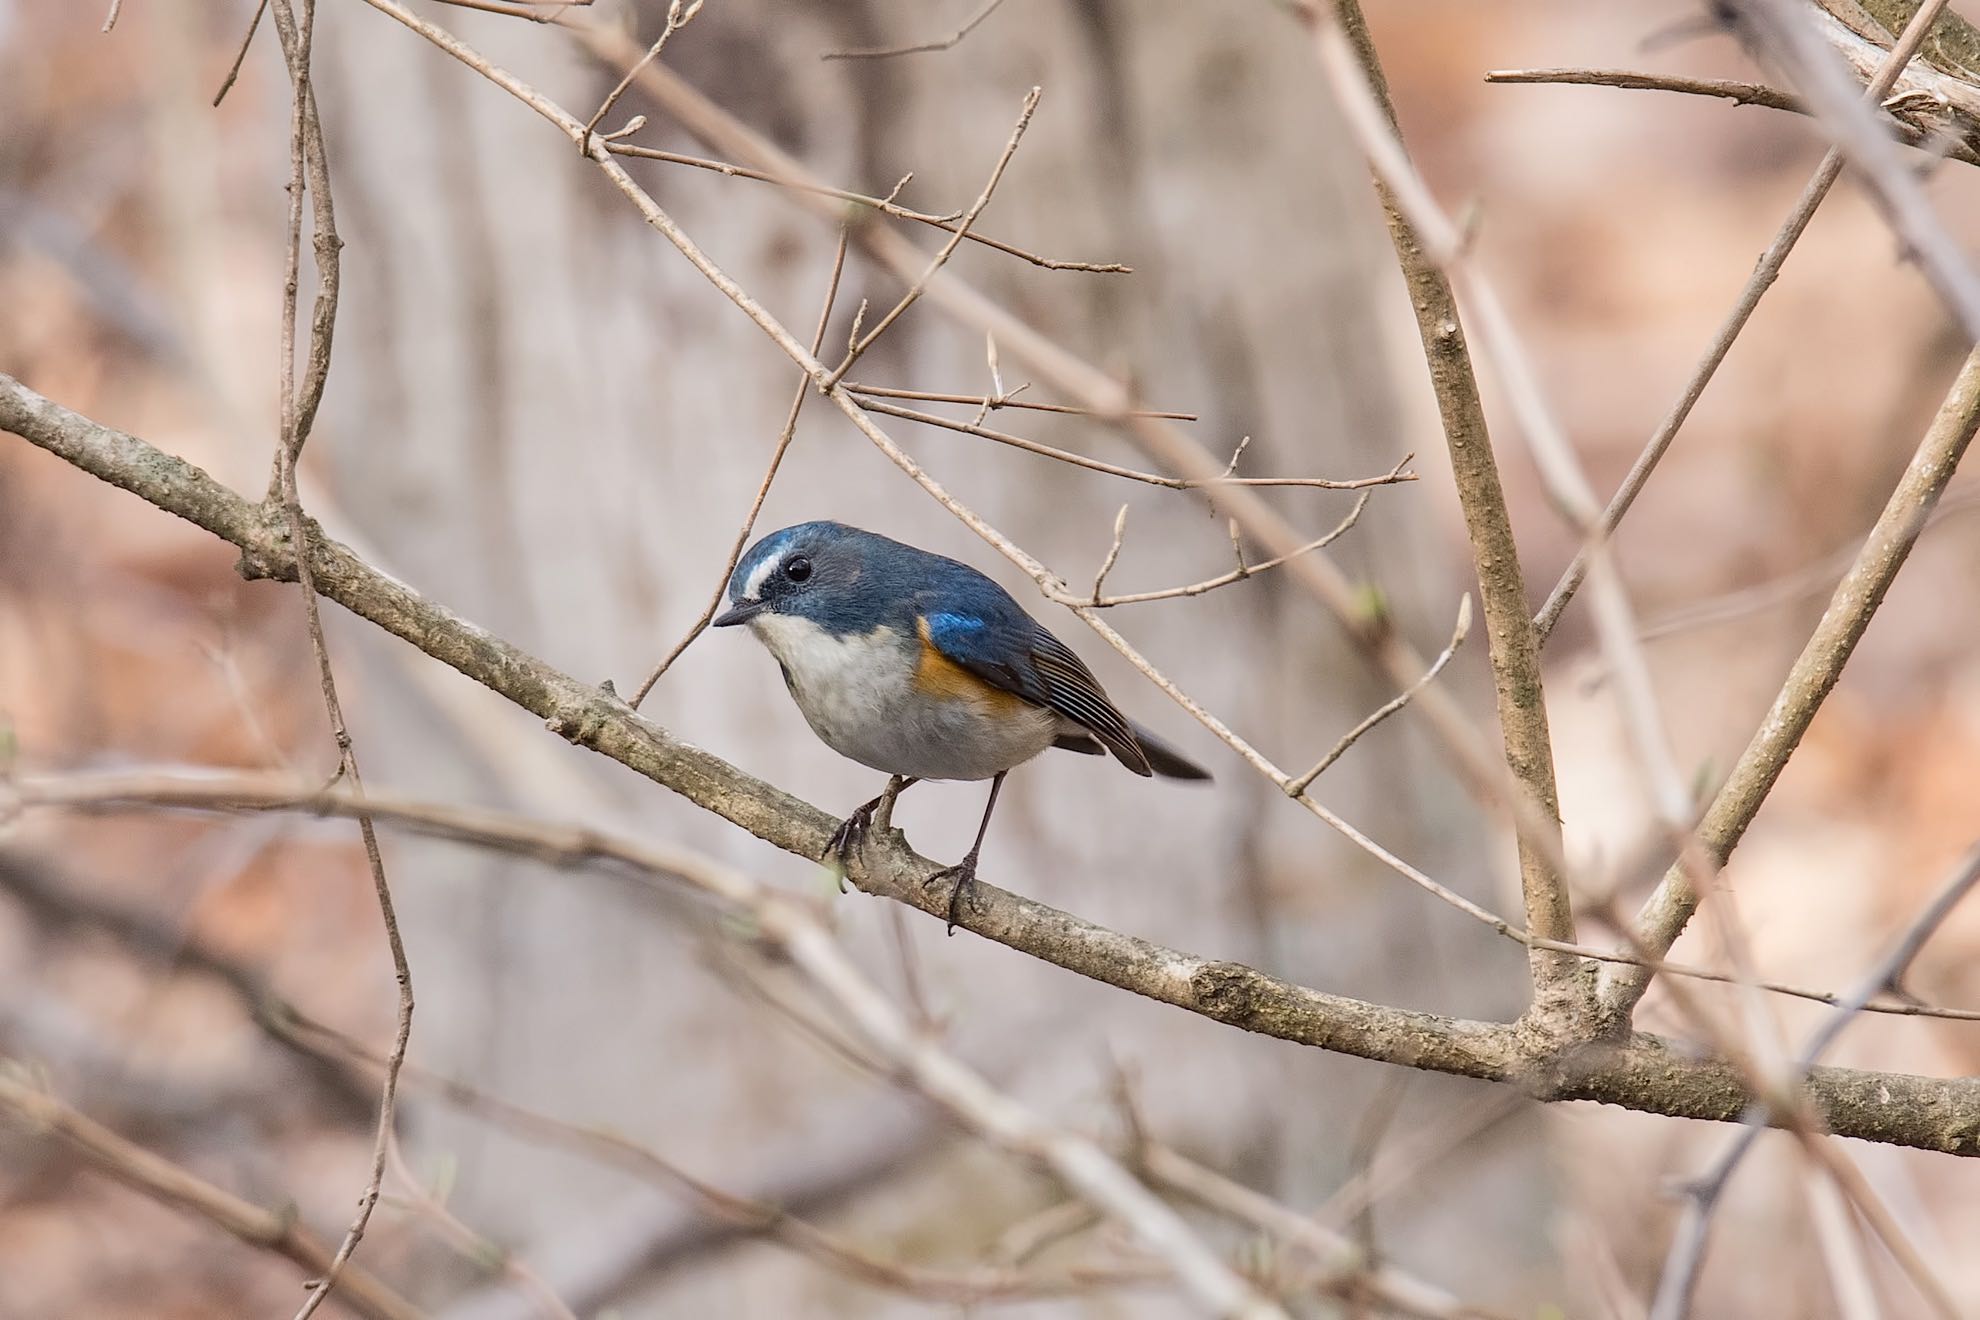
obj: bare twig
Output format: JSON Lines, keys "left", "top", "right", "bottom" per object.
{"left": 860, "top": 396, "right": 1414, "bottom": 489}
{"left": 845, "top": 381, "right": 1196, "bottom": 420}
{"left": 17, "top": 771, "right": 1286, "bottom": 1320}
{"left": 1648, "top": 842, "right": 1980, "bottom": 1320}
{"left": 1487, "top": 67, "right": 1803, "bottom": 112}
{"left": 1601, "top": 343, "right": 1980, "bottom": 1027}
{"left": 101, "top": 0, "right": 124, "bottom": 32}
{"left": 1089, "top": 505, "right": 1130, "bottom": 603}
{"left": 1533, "top": 0, "right": 1960, "bottom": 639}
{"left": 383, "top": 1136, "right": 579, "bottom": 1320}
{"left": 580, "top": 0, "right": 703, "bottom": 146}
{"left": 602, "top": 140, "right": 1130, "bottom": 272}
{"left": 274, "top": 1008, "right": 1162, "bottom": 1305}
{"left": 1485, "top": 65, "right": 1980, "bottom": 167}
{"left": 1286, "top": 594, "right": 1470, "bottom": 795}
{"left": 628, "top": 228, "right": 851, "bottom": 707}
{"left": 1087, "top": 474, "right": 1395, "bottom": 607}
{"left": 264, "top": 5, "right": 412, "bottom": 1316}
{"left": 1727, "top": 0, "right": 1980, "bottom": 338}
{"left": 821, "top": 0, "right": 1007, "bottom": 60}
{"left": 213, "top": 0, "right": 271, "bottom": 107}
{"left": 1140, "top": 1143, "right": 1503, "bottom": 1320}
{"left": 0, "top": 1065, "right": 422, "bottom": 1320}
{"left": 825, "top": 87, "right": 1042, "bottom": 387}
{"left": 1313, "top": 0, "right": 1581, "bottom": 1027}
{"left": 12, "top": 384, "right": 1980, "bottom": 1149}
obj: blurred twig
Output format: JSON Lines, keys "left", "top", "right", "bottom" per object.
{"left": 820, "top": 0, "right": 1006, "bottom": 60}
{"left": 1309, "top": 0, "right": 1584, "bottom": 1030}
{"left": 824, "top": 86, "right": 1041, "bottom": 387}
{"left": 1484, "top": 67, "right": 1980, "bottom": 166}
{"left": 264, "top": 4, "right": 414, "bottom": 1315}
{"left": 0, "top": 1064, "right": 423, "bottom": 1320}
{"left": 1726, "top": 0, "right": 1980, "bottom": 337}
{"left": 845, "top": 382, "right": 1196, "bottom": 420}
{"left": 1649, "top": 842, "right": 1980, "bottom": 1320}
{"left": 602, "top": 140, "right": 1130, "bottom": 272}
{"left": 858, "top": 397, "right": 1412, "bottom": 489}
{"left": 274, "top": 1008, "right": 1164, "bottom": 1305}
{"left": 11, "top": 385, "right": 1980, "bottom": 1148}
{"left": 1602, "top": 345, "right": 1980, "bottom": 1027}
{"left": 14, "top": 770, "right": 1284, "bottom": 1319}
{"left": 1531, "top": 0, "right": 1960, "bottom": 639}
{"left": 629, "top": 228, "right": 851, "bottom": 706}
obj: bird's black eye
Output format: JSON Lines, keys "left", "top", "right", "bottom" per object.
{"left": 783, "top": 555, "right": 813, "bottom": 583}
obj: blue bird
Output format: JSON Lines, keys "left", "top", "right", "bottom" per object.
{"left": 713, "top": 521, "right": 1210, "bottom": 930}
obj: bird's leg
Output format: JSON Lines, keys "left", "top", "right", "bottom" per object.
{"left": 931, "top": 771, "right": 1006, "bottom": 936}
{"left": 825, "top": 775, "right": 918, "bottom": 886}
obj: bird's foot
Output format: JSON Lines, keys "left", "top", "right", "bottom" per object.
{"left": 823, "top": 803, "right": 880, "bottom": 893}
{"left": 929, "top": 852, "right": 982, "bottom": 937}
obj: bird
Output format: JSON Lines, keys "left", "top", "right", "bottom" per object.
{"left": 712, "top": 520, "right": 1210, "bottom": 931}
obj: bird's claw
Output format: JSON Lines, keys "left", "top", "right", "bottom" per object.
{"left": 929, "top": 855, "right": 981, "bottom": 937}
{"left": 824, "top": 802, "right": 880, "bottom": 893}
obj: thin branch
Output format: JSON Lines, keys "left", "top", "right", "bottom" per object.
{"left": 1648, "top": 842, "right": 1980, "bottom": 1320}
{"left": 11, "top": 386, "right": 1980, "bottom": 1151}
{"left": 861, "top": 397, "right": 1415, "bottom": 490}
{"left": 579, "top": 0, "right": 703, "bottom": 147}
{"left": 1313, "top": 0, "right": 1581, "bottom": 1027}
{"left": 1640, "top": 487, "right": 1980, "bottom": 642}
{"left": 1486, "top": 67, "right": 1803, "bottom": 112}
{"left": 1532, "top": 0, "right": 1961, "bottom": 640}
{"left": 1600, "top": 343, "right": 1980, "bottom": 1027}
{"left": 16, "top": 771, "right": 1286, "bottom": 1320}
{"left": 602, "top": 140, "right": 1130, "bottom": 272}
{"left": 820, "top": 0, "right": 1007, "bottom": 61}
{"left": 1140, "top": 1143, "right": 1506, "bottom": 1320}
{"left": 845, "top": 381, "right": 1197, "bottom": 420}
{"left": 382, "top": 1135, "right": 578, "bottom": 1320}
{"left": 628, "top": 227, "right": 851, "bottom": 707}
{"left": 0, "top": 1066, "right": 422, "bottom": 1320}
{"left": 1286, "top": 594, "right": 1470, "bottom": 795}
{"left": 1089, "top": 505, "right": 1129, "bottom": 603}
{"left": 428, "top": 0, "right": 570, "bottom": 19}
{"left": 274, "top": 1008, "right": 1164, "bottom": 1305}
{"left": 1728, "top": 0, "right": 1980, "bottom": 338}
{"left": 825, "top": 86, "right": 1041, "bottom": 387}
{"left": 556, "top": 11, "right": 1582, "bottom": 916}
{"left": 213, "top": 0, "right": 271, "bottom": 107}
{"left": 1086, "top": 472, "right": 1397, "bottom": 607}
{"left": 264, "top": 5, "right": 412, "bottom": 1316}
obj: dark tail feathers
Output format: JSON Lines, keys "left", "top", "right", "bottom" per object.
{"left": 1130, "top": 721, "right": 1212, "bottom": 780}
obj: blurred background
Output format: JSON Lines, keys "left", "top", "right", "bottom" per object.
{"left": 4, "top": 0, "right": 1980, "bottom": 1315}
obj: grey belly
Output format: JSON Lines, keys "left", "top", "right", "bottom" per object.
{"left": 797, "top": 676, "right": 1061, "bottom": 781}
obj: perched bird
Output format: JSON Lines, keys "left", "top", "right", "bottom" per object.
{"left": 713, "top": 521, "right": 1210, "bottom": 929}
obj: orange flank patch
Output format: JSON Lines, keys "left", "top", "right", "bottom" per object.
{"left": 914, "top": 617, "right": 1031, "bottom": 713}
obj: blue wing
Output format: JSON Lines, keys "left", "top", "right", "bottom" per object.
{"left": 920, "top": 605, "right": 1153, "bottom": 776}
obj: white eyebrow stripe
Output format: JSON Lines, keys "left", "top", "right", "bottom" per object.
{"left": 741, "top": 553, "right": 780, "bottom": 602}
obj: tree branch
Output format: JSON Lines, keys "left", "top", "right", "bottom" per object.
{"left": 1319, "top": 0, "right": 1580, "bottom": 1029}
{"left": 1599, "top": 343, "right": 1980, "bottom": 1026}
{"left": 0, "top": 1065, "right": 423, "bottom": 1320}
{"left": 6, "top": 375, "right": 1980, "bottom": 1155}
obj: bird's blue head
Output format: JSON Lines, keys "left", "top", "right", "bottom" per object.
{"left": 712, "top": 521, "right": 900, "bottom": 636}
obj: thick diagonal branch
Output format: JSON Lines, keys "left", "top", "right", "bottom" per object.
{"left": 8, "top": 374, "right": 1980, "bottom": 1155}
{"left": 1599, "top": 345, "right": 1980, "bottom": 1026}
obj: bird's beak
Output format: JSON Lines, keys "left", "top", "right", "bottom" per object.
{"left": 712, "top": 600, "right": 768, "bottom": 628}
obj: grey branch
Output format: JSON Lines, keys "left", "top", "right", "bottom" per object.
{"left": 6, "top": 372, "right": 1980, "bottom": 1155}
